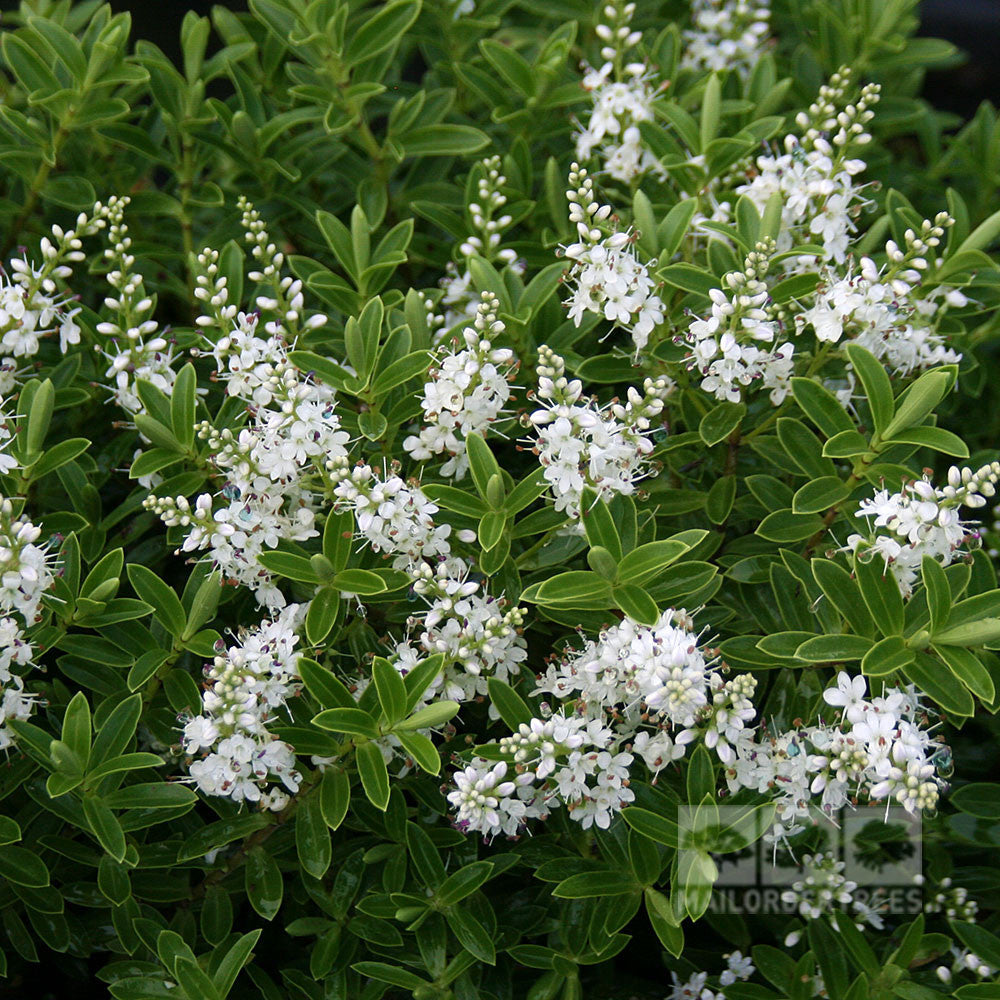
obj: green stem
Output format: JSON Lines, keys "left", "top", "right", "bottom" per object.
{"left": 2, "top": 117, "right": 73, "bottom": 259}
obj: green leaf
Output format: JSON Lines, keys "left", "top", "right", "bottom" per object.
{"left": 402, "top": 124, "right": 490, "bottom": 157}
{"left": 553, "top": 871, "right": 635, "bottom": 898}
{"left": 396, "top": 730, "right": 441, "bottom": 775}
{"left": 306, "top": 587, "right": 341, "bottom": 644}
{"left": 882, "top": 370, "right": 952, "bottom": 440}
{"left": 344, "top": 0, "right": 421, "bottom": 65}
{"left": 521, "top": 571, "right": 613, "bottom": 610}
{"left": 170, "top": 363, "right": 196, "bottom": 448}
{"left": 776, "top": 417, "right": 835, "bottom": 479}
{"left": 126, "top": 565, "right": 186, "bottom": 637}
{"left": 86, "top": 753, "right": 163, "bottom": 784}
{"left": 699, "top": 401, "right": 745, "bottom": 447}
{"left": 934, "top": 645, "right": 996, "bottom": 702}
{"left": 257, "top": 551, "right": 321, "bottom": 583}
{"left": 861, "top": 635, "right": 915, "bottom": 677}
{"left": 700, "top": 73, "right": 722, "bottom": 150}
{"left": 351, "top": 963, "right": 431, "bottom": 991}
{"left": 133, "top": 414, "right": 184, "bottom": 453}
{"left": 756, "top": 509, "right": 825, "bottom": 543}
{"left": 922, "top": 555, "right": 952, "bottom": 633}
{"left": 844, "top": 344, "right": 894, "bottom": 435}
{"left": 645, "top": 888, "right": 683, "bottom": 957}
{"left": 706, "top": 475, "right": 736, "bottom": 524}
{"left": 450, "top": 907, "right": 495, "bottom": 964}
{"left": 320, "top": 768, "right": 351, "bottom": 829}
{"left": 356, "top": 741, "right": 390, "bottom": 810}
{"left": 479, "top": 38, "right": 534, "bottom": 96}
{"left": 184, "top": 570, "right": 222, "bottom": 639}
{"left": 437, "top": 861, "right": 495, "bottom": 907}
{"left": 296, "top": 795, "right": 331, "bottom": 880}
{"left": 299, "top": 658, "right": 354, "bottom": 709}
{"left": 213, "top": 930, "right": 262, "bottom": 997}
{"left": 794, "top": 634, "right": 874, "bottom": 662}
{"left": 61, "top": 691, "right": 91, "bottom": 771}
{"left": 792, "top": 477, "right": 850, "bottom": 514}
{"left": 812, "top": 559, "right": 876, "bottom": 637}
{"left": 83, "top": 798, "right": 126, "bottom": 862}
{"left": 25, "top": 379, "right": 54, "bottom": 458}
{"left": 466, "top": 432, "right": 501, "bottom": 501}
{"left": 175, "top": 960, "right": 221, "bottom": 1000}
{"left": 621, "top": 808, "right": 680, "bottom": 848}
{"left": 27, "top": 437, "right": 90, "bottom": 482}
{"left": 581, "top": 491, "right": 623, "bottom": 562}
{"left": 885, "top": 425, "right": 968, "bottom": 457}
{"left": 373, "top": 659, "right": 407, "bottom": 724}
{"left": 0, "top": 846, "right": 49, "bottom": 888}
{"left": 903, "top": 653, "right": 976, "bottom": 716}
{"left": 0, "top": 816, "right": 21, "bottom": 846}
{"left": 246, "top": 846, "right": 283, "bottom": 921}
{"left": 854, "top": 554, "right": 904, "bottom": 636}
{"left": 313, "top": 708, "right": 378, "bottom": 740}
{"left": 422, "top": 484, "right": 489, "bottom": 518}
{"left": 613, "top": 584, "right": 659, "bottom": 625}
{"left": 487, "top": 678, "right": 532, "bottom": 729}
{"left": 951, "top": 783, "right": 1000, "bottom": 819}
{"left": 617, "top": 541, "right": 689, "bottom": 586}
{"left": 394, "top": 700, "right": 460, "bottom": 732}
{"left": 288, "top": 348, "right": 354, "bottom": 390}
{"left": 103, "top": 784, "right": 195, "bottom": 809}
{"left": 791, "top": 377, "right": 855, "bottom": 437}
{"left": 332, "top": 568, "right": 389, "bottom": 595}
{"left": 370, "top": 350, "right": 430, "bottom": 395}
{"left": 822, "top": 429, "right": 871, "bottom": 458}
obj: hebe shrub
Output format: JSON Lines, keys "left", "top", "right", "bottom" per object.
{"left": 1, "top": 0, "right": 1000, "bottom": 996}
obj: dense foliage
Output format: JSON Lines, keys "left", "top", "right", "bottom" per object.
{"left": 1, "top": 0, "right": 1000, "bottom": 997}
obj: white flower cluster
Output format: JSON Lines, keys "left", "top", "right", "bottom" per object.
{"left": 780, "top": 852, "right": 885, "bottom": 930}
{"left": 192, "top": 246, "right": 239, "bottom": 334}
{"left": 534, "top": 609, "right": 757, "bottom": 767}
{"left": 0, "top": 498, "right": 55, "bottom": 624}
{"left": 726, "top": 672, "right": 949, "bottom": 840}
{"left": 727, "top": 70, "right": 880, "bottom": 264}
{"left": 451, "top": 610, "right": 758, "bottom": 839}
{"left": 0, "top": 616, "right": 37, "bottom": 750}
{"left": 146, "top": 310, "right": 351, "bottom": 608}
{"left": 936, "top": 947, "right": 998, "bottom": 985}
{"left": 145, "top": 488, "right": 317, "bottom": 611}
{"left": 575, "top": 2, "right": 662, "bottom": 183}
{"left": 396, "top": 559, "right": 527, "bottom": 703}
{"left": 95, "top": 196, "right": 177, "bottom": 415}
{"left": 681, "top": 0, "right": 770, "bottom": 78}
{"left": 847, "top": 462, "right": 1000, "bottom": 596}
{"left": 403, "top": 292, "right": 516, "bottom": 477}
{"left": 448, "top": 713, "right": 634, "bottom": 837}
{"left": 0, "top": 210, "right": 102, "bottom": 376}
{"left": 685, "top": 241, "right": 795, "bottom": 405}
{"left": 923, "top": 875, "right": 979, "bottom": 922}
{"left": 528, "top": 345, "right": 669, "bottom": 517}
{"left": 439, "top": 156, "right": 522, "bottom": 330}
{"left": 668, "top": 951, "right": 755, "bottom": 1000}
{"left": 183, "top": 604, "right": 305, "bottom": 809}
{"left": 798, "top": 214, "right": 963, "bottom": 376}
{"left": 0, "top": 400, "right": 17, "bottom": 475}
{"left": 238, "top": 197, "right": 328, "bottom": 340}
{"left": 327, "top": 458, "right": 452, "bottom": 570}
{"left": 562, "top": 164, "right": 665, "bottom": 353}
